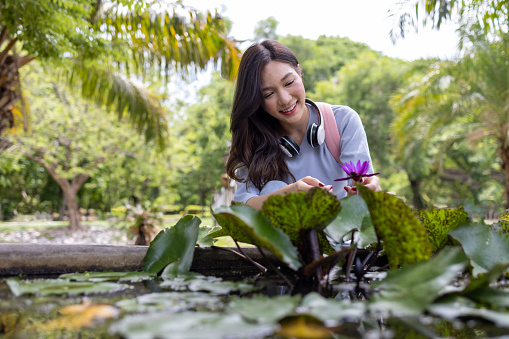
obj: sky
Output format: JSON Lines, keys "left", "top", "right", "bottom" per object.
{"left": 169, "top": 0, "right": 462, "bottom": 103}
{"left": 184, "top": 0, "right": 461, "bottom": 61}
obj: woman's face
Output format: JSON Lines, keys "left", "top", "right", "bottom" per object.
{"left": 260, "top": 61, "right": 307, "bottom": 129}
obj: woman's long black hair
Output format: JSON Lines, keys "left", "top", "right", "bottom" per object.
{"left": 226, "top": 40, "right": 300, "bottom": 190}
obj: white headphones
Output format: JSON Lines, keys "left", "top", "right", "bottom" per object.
{"left": 279, "top": 99, "right": 325, "bottom": 157}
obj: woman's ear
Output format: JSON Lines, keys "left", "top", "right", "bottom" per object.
{"left": 297, "top": 64, "right": 303, "bottom": 78}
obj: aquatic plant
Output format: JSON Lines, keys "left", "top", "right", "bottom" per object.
{"left": 416, "top": 205, "right": 470, "bottom": 252}
{"left": 357, "top": 185, "right": 433, "bottom": 269}
{"left": 335, "top": 160, "right": 379, "bottom": 182}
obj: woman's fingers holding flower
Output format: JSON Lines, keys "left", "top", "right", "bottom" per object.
{"left": 355, "top": 176, "right": 382, "bottom": 192}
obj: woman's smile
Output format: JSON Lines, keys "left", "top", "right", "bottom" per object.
{"left": 280, "top": 102, "right": 298, "bottom": 115}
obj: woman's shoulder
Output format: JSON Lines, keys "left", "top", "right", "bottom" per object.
{"left": 330, "top": 104, "right": 358, "bottom": 116}
{"left": 328, "top": 104, "right": 362, "bottom": 124}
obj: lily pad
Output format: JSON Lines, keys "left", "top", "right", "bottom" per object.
{"left": 464, "top": 287, "right": 509, "bottom": 308}
{"left": 187, "top": 278, "right": 259, "bottom": 295}
{"left": 109, "top": 311, "right": 276, "bottom": 339}
{"left": 228, "top": 294, "right": 300, "bottom": 324}
{"left": 368, "top": 246, "right": 468, "bottom": 315}
{"left": 325, "top": 195, "right": 377, "bottom": 248}
{"left": 357, "top": 185, "right": 432, "bottom": 269}
{"left": 462, "top": 262, "right": 509, "bottom": 294}
{"left": 143, "top": 215, "right": 201, "bottom": 275}
{"left": 59, "top": 271, "right": 155, "bottom": 283}
{"left": 6, "top": 278, "right": 130, "bottom": 297}
{"left": 427, "top": 295, "right": 509, "bottom": 328}
{"left": 449, "top": 223, "right": 509, "bottom": 277}
{"left": 261, "top": 187, "right": 341, "bottom": 244}
{"left": 158, "top": 274, "right": 258, "bottom": 295}
{"left": 298, "top": 292, "right": 366, "bottom": 326}
{"left": 115, "top": 291, "right": 224, "bottom": 313}
{"left": 213, "top": 205, "right": 301, "bottom": 270}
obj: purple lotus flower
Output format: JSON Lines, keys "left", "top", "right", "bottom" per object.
{"left": 335, "top": 160, "right": 380, "bottom": 182}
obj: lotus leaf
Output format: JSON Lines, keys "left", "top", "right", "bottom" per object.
{"left": 357, "top": 185, "right": 433, "bottom": 269}
{"left": 6, "top": 278, "right": 130, "bottom": 297}
{"left": 325, "top": 195, "right": 377, "bottom": 248}
{"left": 229, "top": 295, "right": 300, "bottom": 324}
{"left": 261, "top": 188, "right": 341, "bottom": 242}
{"left": 212, "top": 205, "right": 301, "bottom": 270}
{"left": 299, "top": 292, "right": 365, "bottom": 325}
{"left": 59, "top": 271, "right": 154, "bottom": 283}
{"left": 109, "top": 312, "right": 276, "bottom": 339}
{"left": 449, "top": 223, "right": 509, "bottom": 277}
{"left": 143, "top": 215, "right": 200, "bottom": 275}
{"left": 416, "top": 205, "right": 469, "bottom": 252}
{"left": 368, "top": 247, "right": 468, "bottom": 315}
{"left": 427, "top": 295, "right": 509, "bottom": 328}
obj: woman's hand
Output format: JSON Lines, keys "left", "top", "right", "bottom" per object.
{"left": 345, "top": 176, "right": 381, "bottom": 196}
{"left": 291, "top": 176, "right": 333, "bottom": 194}
{"left": 246, "top": 176, "right": 333, "bottom": 210}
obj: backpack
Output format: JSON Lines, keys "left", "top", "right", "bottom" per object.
{"left": 316, "top": 102, "right": 342, "bottom": 164}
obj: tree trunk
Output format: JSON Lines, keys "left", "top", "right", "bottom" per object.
{"left": 63, "top": 189, "right": 84, "bottom": 231}
{"left": 499, "top": 145, "right": 509, "bottom": 209}
{"left": 407, "top": 174, "right": 425, "bottom": 210}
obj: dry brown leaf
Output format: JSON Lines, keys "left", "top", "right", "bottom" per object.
{"left": 40, "top": 302, "right": 119, "bottom": 330}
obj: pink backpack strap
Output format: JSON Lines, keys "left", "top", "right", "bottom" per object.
{"left": 317, "top": 102, "right": 342, "bottom": 164}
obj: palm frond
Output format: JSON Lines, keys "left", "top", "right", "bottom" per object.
{"left": 97, "top": 1, "right": 241, "bottom": 80}
{"left": 66, "top": 62, "right": 169, "bottom": 150}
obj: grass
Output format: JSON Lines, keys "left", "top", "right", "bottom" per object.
{"left": 0, "top": 214, "right": 241, "bottom": 247}
{"left": 0, "top": 220, "right": 112, "bottom": 232}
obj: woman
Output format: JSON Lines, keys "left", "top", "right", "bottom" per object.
{"left": 226, "top": 40, "right": 381, "bottom": 210}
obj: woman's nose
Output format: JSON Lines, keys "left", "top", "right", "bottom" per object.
{"left": 278, "top": 89, "right": 292, "bottom": 105}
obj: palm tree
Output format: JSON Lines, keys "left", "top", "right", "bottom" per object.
{"left": 0, "top": 0, "right": 241, "bottom": 148}
{"left": 388, "top": 0, "right": 508, "bottom": 43}
{"left": 392, "top": 31, "right": 509, "bottom": 208}
{"left": 0, "top": 0, "right": 241, "bottom": 230}
{"left": 0, "top": 27, "right": 33, "bottom": 137}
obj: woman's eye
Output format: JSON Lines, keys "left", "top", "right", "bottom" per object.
{"left": 264, "top": 92, "right": 274, "bottom": 99}
{"left": 285, "top": 80, "right": 294, "bottom": 87}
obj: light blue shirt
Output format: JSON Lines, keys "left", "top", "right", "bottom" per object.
{"left": 234, "top": 104, "right": 374, "bottom": 204}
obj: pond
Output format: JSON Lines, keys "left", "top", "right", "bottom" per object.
{"left": 2, "top": 188, "right": 509, "bottom": 338}
{"left": 1, "top": 264, "right": 509, "bottom": 338}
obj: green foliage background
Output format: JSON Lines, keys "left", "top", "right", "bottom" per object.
{"left": 1, "top": 2, "right": 508, "bottom": 221}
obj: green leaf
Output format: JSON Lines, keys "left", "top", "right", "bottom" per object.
{"left": 417, "top": 206, "right": 470, "bottom": 252}
{"left": 196, "top": 225, "right": 220, "bottom": 247}
{"left": 109, "top": 312, "right": 275, "bottom": 339}
{"left": 229, "top": 295, "right": 301, "bottom": 324}
{"left": 298, "top": 292, "right": 365, "bottom": 325}
{"left": 464, "top": 287, "right": 509, "bottom": 309}
{"left": 368, "top": 247, "right": 468, "bottom": 315}
{"left": 449, "top": 223, "right": 509, "bottom": 277}
{"left": 6, "top": 278, "right": 130, "bottom": 297}
{"left": 115, "top": 291, "right": 224, "bottom": 313}
{"left": 427, "top": 295, "right": 509, "bottom": 328}
{"left": 357, "top": 185, "right": 433, "bottom": 269}
{"left": 187, "top": 279, "right": 260, "bottom": 295}
{"left": 207, "top": 227, "right": 231, "bottom": 239}
{"left": 213, "top": 205, "right": 301, "bottom": 270}
{"left": 461, "top": 262, "right": 509, "bottom": 294}
{"left": 59, "top": 271, "right": 155, "bottom": 282}
{"left": 261, "top": 188, "right": 341, "bottom": 244}
{"left": 143, "top": 215, "right": 201, "bottom": 274}
{"left": 325, "top": 195, "right": 377, "bottom": 248}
